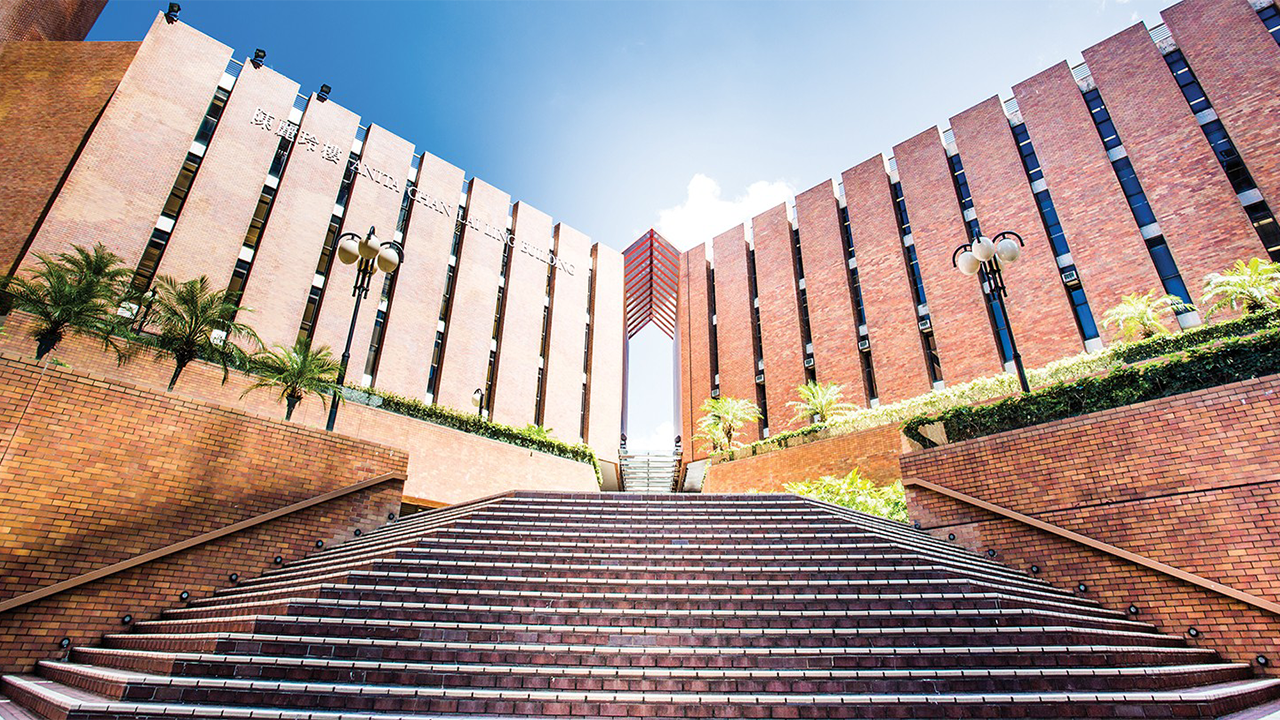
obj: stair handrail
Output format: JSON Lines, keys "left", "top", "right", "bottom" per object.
{"left": 0, "top": 470, "right": 406, "bottom": 615}
{"left": 902, "top": 476, "right": 1280, "bottom": 617}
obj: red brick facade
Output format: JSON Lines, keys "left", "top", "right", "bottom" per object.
{"left": 751, "top": 203, "right": 807, "bottom": 434}
{"left": 154, "top": 63, "right": 300, "bottom": 289}
{"left": 702, "top": 423, "right": 905, "bottom": 494}
{"left": 1164, "top": 0, "right": 1280, "bottom": 230}
{"left": 491, "top": 202, "right": 554, "bottom": 427}
{"left": 678, "top": 244, "right": 712, "bottom": 461}
{"left": 795, "top": 181, "right": 867, "bottom": 407}
{"left": 585, "top": 244, "right": 625, "bottom": 464}
{"left": 902, "top": 374, "right": 1280, "bottom": 666}
{"left": 841, "top": 157, "right": 932, "bottom": 403}
{"left": 0, "top": 41, "right": 137, "bottom": 275}
{"left": 1084, "top": 24, "right": 1262, "bottom": 303}
{"left": 950, "top": 96, "right": 1084, "bottom": 366}
{"left": 0, "top": 352, "right": 407, "bottom": 672}
{"left": 894, "top": 129, "right": 1003, "bottom": 385}
{"left": 0, "top": 0, "right": 106, "bottom": 42}
{"left": 710, "top": 225, "right": 760, "bottom": 445}
{"left": 542, "top": 224, "right": 592, "bottom": 443}
{"left": 1013, "top": 63, "right": 1170, "bottom": 342}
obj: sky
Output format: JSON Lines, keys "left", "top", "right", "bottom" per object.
{"left": 90, "top": 0, "right": 1172, "bottom": 453}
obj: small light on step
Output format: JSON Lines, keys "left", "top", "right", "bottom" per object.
{"left": 58, "top": 637, "right": 70, "bottom": 649}
{"left": 273, "top": 556, "right": 283, "bottom": 565}
{"left": 315, "top": 540, "right": 325, "bottom": 548}
{"left": 1188, "top": 627, "right": 1201, "bottom": 637}
{"left": 1127, "top": 605, "right": 1139, "bottom": 615}
{"left": 1077, "top": 583, "right": 1088, "bottom": 593}
{"left": 121, "top": 614, "right": 133, "bottom": 625}
{"left": 179, "top": 591, "right": 190, "bottom": 602}
{"left": 947, "top": 533, "right": 955, "bottom": 541}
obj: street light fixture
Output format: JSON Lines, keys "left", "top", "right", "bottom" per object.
{"left": 952, "top": 230, "right": 1030, "bottom": 394}
{"left": 325, "top": 226, "right": 402, "bottom": 431}
{"left": 471, "top": 388, "right": 486, "bottom": 419}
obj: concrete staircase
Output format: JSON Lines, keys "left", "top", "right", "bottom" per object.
{"left": 3, "top": 491, "right": 1278, "bottom": 719}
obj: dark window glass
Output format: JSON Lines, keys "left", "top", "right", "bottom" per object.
{"left": 1164, "top": 51, "right": 1211, "bottom": 115}
{"left": 922, "top": 331, "right": 943, "bottom": 384}
{"left": 161, "top": 155, "right": 200, "bottom": 219}
{"left": 861, "top": 349, "right": 877, "bottom": 403}
{"left": 891, "top": 182, "right": 912, "bottom": 235}
{"left": 948, "top": 154, "right": 975, "bottom": 211}
{"left": 192, "top": 87, "right": 229, "bottom": 147}
{"left": 1083, "top": 90, "right": 1122, "bottom": 149}
{"left": 1261, "top": 5, "right": 1280, "bottom": 44}
{"left": 1012, "top": 124, "right": 1044, "bottom": 183}
{"left": 1147, "top": 238, "right": 1193, "bottom": 305}
{"left": 1201, "top": 120, "right": 1256, "bottom": 194}
{"left": 904, "top": 245, "right": 927, "bottom": 305}
{"left": 1068, "top": 286, "right": 1101, "bottom": 341}
{"left": 1112, "top": 157, "right": 1158, "bottom": 226}
{"left": 1245, "top": 201, "right": 1280, "bottom": 261}
{"left": 986, "top": 291, "right": 1014, "bottom": 364}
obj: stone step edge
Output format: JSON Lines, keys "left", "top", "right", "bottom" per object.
{"left": 22, "top": 667, "right": 1280, "bottom": 705}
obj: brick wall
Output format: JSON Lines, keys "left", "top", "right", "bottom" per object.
{"left": 491, "top": 201, "right": 554, "bottom": 427}
{"left": 711, "top": 226, "right": 760, "bottom": 444}
{"left": 0, "top": 312, "right": 599, "bottom": 506}
{"left": 0, "top": 41, "right": 138, "bottom": 275}
{"left": 795, "top": 180, "right": 866, "bottom": 407}
{"left": 0, "top": 352, "right": 406, "bottom": 672}
{"left": 0, "top": 0, "right": 106, "bottom": 42}
{"left": 678, "top": 244, "right": 712, "bottom": 461}
{"left": 902, "top": 374, "right": 1280, "bottom": 666}
{"left": 1013, "top": 63, "right": 1170, "bottom": 342}
{"left": 1164, "top": 0, "right": 1280, "bottom": 227}
{"left": 702, "top": 423, "right": 905, "bottom": 494}
{"left": 751, "top": 203, "right": 807, "bottom": 434}
{"left": 894, "top": 129, "right": 1003, "bottom": 386}
{"left": 950, "top": 96, "right": 1084, "bottom": 366}
{"left": 842, "top": 157, "right": 932, "bottom": 403}
{"left": 585, "top": 244, "right": 625, "bottom": 465}
{"left": 1084, "top": 23, "right": 1262, "bottom": 303}
{"left": 541, "top": 223, "right": 591, "bottom": 443}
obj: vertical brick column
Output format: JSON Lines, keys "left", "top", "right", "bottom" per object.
{"left": 680, "top": 244, "right": 713, "bottom": 460}
{"left": 541, "top": 224, "right": 592, "bottom": 443}
{"left": 750, "top": 203, "right": 807, "bottom": 433}
{"left": 842, "top": 157, "right": 932, "bottom": 403}
{"left": 893, "top": 129, "right": 1003, "bottom": 385}
{"left": 374, "top": 152, "right": 464, "bottom": 398}
{"left": 238, "top": 96, "right": 359, "bottom": 350}
{"left": 1013, "top": 64, "right": 1165, "bottom": 344}
{"left": 435, "top": 179, "right": 511, "bottom": 413}
{"left": 794, "top": 180, "right": 867, "bottom": 406}
{"left": 0, "top": 41, "right": 138, "bottom": 275}
{"left": 1084, "top": 25, "right": 1260, "bottom": 299}
{"left": 490, "top": 202, "right": 554, "bottom": 427}
{"left": 156, "top": 63, "right": 300, "bottom": 289}
{"left": 1163, "top": 0, "right": 1280, "bottom": 225}
{"left": 20, "top": 14, "right": 231, "bottom": 273}
{"left": 711, "top": 226, "right": 760, "bottom": 445}
{"left": 950, "top": 96, "right": 1083, "bottom": 366}
{"left": 585, "top": 244, "right": 625, "bottom": 465}
{"left": 310, "top": 125, "right": 415, "bottom": 369}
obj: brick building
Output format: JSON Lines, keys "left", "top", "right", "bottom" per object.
{"left": 0, "top": 12, "right": 626, "bottom": 470}
{"left": 677, "top": 0, "right": 1280, "bottom": 459}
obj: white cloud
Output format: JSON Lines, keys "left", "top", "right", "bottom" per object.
{"left": 626, "top": 419, "right": 675, "bottom": 454}
{"left": 654, "top": 174, "right": 795, "bottom": 253}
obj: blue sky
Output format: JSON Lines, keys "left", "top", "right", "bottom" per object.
{"left": 90, "top": 0, "right": 1171, "bottom": 452}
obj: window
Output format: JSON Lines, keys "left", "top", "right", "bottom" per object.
{"left": 1164, "top": 50, "right": 1211, "bottom": 115}
{"left": 1112, "top": 157, "right": 1158, "bottom": 227}
{"left": 1068, "top": 285, "right": 1100, "bottom": 341}
{"left": 1082, "top": 89, "right": 1122, "bottom": 150}
{"left": 904, "top": 246, "right": 927, "bottom": 306}
{"left": 890, "top": 182, "right": 912, "bottom": 236}
{"left": 922, "top": 331, "right": 943, "bottom": 384}
{"left": 1012, "top": 123, "right": 1044, "bottom": 183}
{"left": 1147, "top": 237, "right": 1193, "bottom": 306}
{"left": 1261, "top": 4, "right": 1280, "bottom": 45}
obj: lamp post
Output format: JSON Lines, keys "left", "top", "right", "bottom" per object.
{"left": 325, "top": 226, "right": 402, "bottom": 431}
{"left": 952, "top": 230, "right": 1031, "bottom": 394}
{"left": 471, "top": 388, "right": 486, "bottom": 419}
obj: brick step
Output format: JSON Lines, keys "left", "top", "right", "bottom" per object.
{"left": 66, "top": 648, "right": 1248, "bottom": 694}
{"left": 126, "top": 614, "right": 1185, "bottom": 651}
{"left": 15, "top": 667, "right": 1280, "bottom": 719}
{"left": 0, "top": 697, "right": 40, "bottom": 720}
{"left": 158, "top": 597, "right": 1154, "bottom": 633}
{"left": 449, "top": 519, "right": 858, "bottom": 533}
{"left": 100, "top": 631, "right": 1222, "bottom": 669}
{"left": 432, "top": 528, "right": 881, "bottom": 543}
{"left": 182, "top": 583, "right": 1126, "bottom": 619}
{"left": 199, "top": 572, "right": 1101, "bottom": 613}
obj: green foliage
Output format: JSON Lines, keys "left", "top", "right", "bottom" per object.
{"left": 904, "top": 327, "right": 1280, "bottom": 448}
{"left": 148, "top": 275, "right": 261, "bottom": 390}
{"left": 719, "top": 422, "right": 827, "bottom": 462}
{"left": 351, "top": 385, "right": 601, "bottom": 484}
{"left": 1, "top": 243, "right": 134, "bottom": 361}
{"left": 787, "top": 381, "right": 856, "bottom": 425}
{"left": 1100, "top": 290, "right": 1192, "bottom": 342}
{"left": 522, "top": 424, "right": 555, "bottom": 441}
{"left": 784, "top": 469, "right": 909, "bottom": 523}
{"left": 1200, "top": 257, "right": 1280, "bottom": 319}
{"left": 695, "top": 396, "right": 762, "bottom": 454}
{"left": 241, "top": 339, "right": 343, "bottom": 420}
{"left": 1109, "top": 307, "right": 1280, "bottom": 364}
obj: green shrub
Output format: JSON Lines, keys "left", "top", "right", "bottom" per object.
{"left": 904, "top": 327, "right": 1280, "bottom": 448}
{"left": 1109, "top": 308, "right": 1279, "bottom": 364}
{"left": 351, "top": 385, "right": 602, "bottom": 485}
{"left": 783, "top": 469, "right": 908, "bottom": 523}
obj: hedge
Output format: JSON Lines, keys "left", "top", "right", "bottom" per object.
{"left": 719, "top": 422, "right": 828, "bottom": 461}
{"left": 1109, "top": 308, "right": 1279, "bottom": 365}
{"left": 903, "top": 326, "right": 1280, "bottom": 449}
{"left": 348, "top": 386, "right": 603, "bottom": 485}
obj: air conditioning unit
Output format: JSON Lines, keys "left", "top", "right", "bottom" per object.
{"left": 1061, "top": 268, "right": 1081, "bottom": 287}
{"left": 803, "top": 357, "right": 815, "bottom": 368}
{"left": 755, "top": 373, "right": 765, "bottom": 384}
{"left": 918, "top": 318, "right": 932, "bottom": 332}
{"left": 710, "top": 388, "right": 720, "bottom": 398}
{"left": 858, "top": 338, "right": 871, "bottom": 352}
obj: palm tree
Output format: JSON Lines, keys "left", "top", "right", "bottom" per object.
{"left": 0, "top": 244, "right": 132, "bottom": 360}
{"left": 1100, "top": 290, "right": 1192, "bottom": 342}
{"left": 1200, "top": 258, "right": 1280, "bottom": 319}
{"left": 241, "top": 339, "right": 342, "bottom": 420}
{"left": 149, "top": 275, "right": 260, "bottom": 390}
{"left": 787, "top": 381, "right": 856, "bottom": 425}
{"left": 522, "top": 424, "right": 555, "bottom": 440}
{"left": 694, "top": 396, "right": 761, "bottom": 454}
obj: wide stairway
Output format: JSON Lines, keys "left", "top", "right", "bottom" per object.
{"left": 3, "top": 492, "right": 1279, "bottom": 719}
